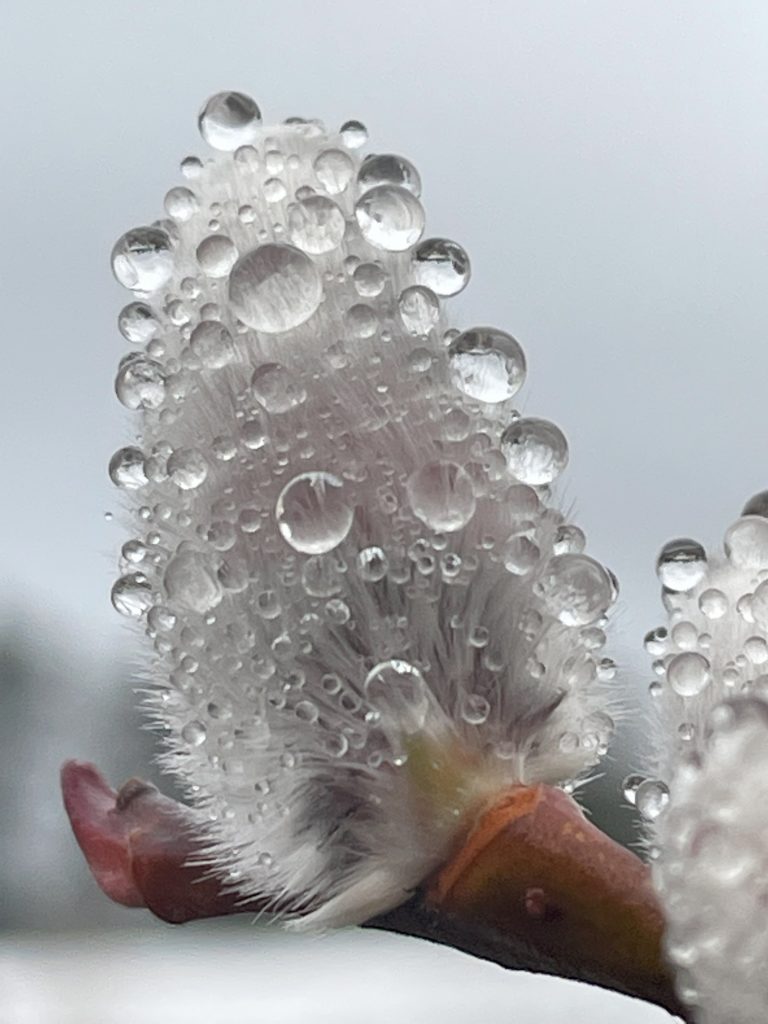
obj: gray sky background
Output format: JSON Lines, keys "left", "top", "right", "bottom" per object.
{"left": 2, "top": 1, "right": 766, "bottom": 682}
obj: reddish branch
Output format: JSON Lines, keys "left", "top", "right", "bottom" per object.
{"left": 61, "top": 760, "right": 689, "bottom": 1020}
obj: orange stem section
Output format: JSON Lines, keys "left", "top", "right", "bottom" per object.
{"left": 424, "top": 784, "right": 682, "bottom": 1016}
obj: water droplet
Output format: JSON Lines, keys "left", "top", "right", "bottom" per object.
{"left": 398, "top": 286, "right": 439, "bottom": 335}
{"left": 724, "top": 516, "right": 768, "bottom": 569}
{"left": 313, "top": 148, "right": 354, "bottom": 194}
{"left": 502, "top": 534, "right": 540, "bottom": 575}
{"left": 340, "top": 119, "right": 367, "bottom": 148}
{"left": 251, "top": 363, "right": 306, "bottom": 413}
{"left": 345, "top": 303, "right": 378, "bottom": 339}
{"left": 364, "top": 659, "right": 427, "bottom": 725}
{"left": 622, "top": 773, "right": 646, "bottom": 806}
{"left": 229, "top": 243, "right": 322, "bottom": 333}
{"left": 164, "top": 187, "right": 199, "bottom": 222}
{"left": 167, "top": 447, "right": 208, "bottom": 490}
{"left": 109, "top": 446, "right": 147, "bottom": 489}
{"left": 118, "top": 302, "right": 160, "bottom": 344}
{"left": 635, "top": 779, "right": 670, "bottom": 821}
{"left": 667, "top": 652, "right": 711, "bottom": 697}
{"left": 301, "top": 553, "right": 344, "bottom": 597}
{"left": 196, "top": 234, "right": 238, "bottom": 278}
{"left": 111, "top": 227, "right": 174, "bottom": 292}
{"left": 190, "top": 320, "right": 235, "bottom": 368}
{"left": 412, "top": 238, "right": 471, "bottom": 296}
{"left": 536, "top": 554, "right": 614, "bottom": 626}
{"left": 287, "top": 196, "right": 346, "bottom": 254}
{"left": 656, "top": 538, "right": 707, "bottom": 592}
{"left": 501, "top": 417, "right": 568, "bottom": 486}
{"left": 164, "top": 551, "right": 222, "bottom": 613}
{"left": 198, "top": 91, "right": 261, "bottom": 151}
{"left": 111, "top": 573, "right": 153, "bottom": 617}
{"left": 147, "top": 605, "right": 176, "bottom": 632}
{"left": 355, "top": 185, "right": 425, "bottom": 252}
{"left": 276, "top": 472, "right": 353, "bottom": 555}
{"left": 449, "top": 328, "right": 526, "bottom": 403}
{"left": 699, "top": 587, "right": 728, "bottom": 620}
{"left": 742, "top": 490, "right": 768, "bottom": 518}
{"left": 460, "top": 693, "right": 490, "bottom": 725}
{"left": 353, "top": 262, "right": 386, "bottom": 297}
{"left": 357, "top": 546, "right": 389, "bottom": 582}
{"left": 407, "top": 460, "right": 476, "bottom": 533}
{"left": 114, "top": 355, "right": 167, "bottom": 410}
{"left": 358, "top": 153, "right": 421, "bottom": 197}
{"left": 181, "top": 720, "right": 207, "bottom": 746}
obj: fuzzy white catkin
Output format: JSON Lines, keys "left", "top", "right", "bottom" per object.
{"left": 109, "top": 91, "right": 619, "bottom": 928}
{"left": 643, "top": 495, "right": 768, "bottom": 1022}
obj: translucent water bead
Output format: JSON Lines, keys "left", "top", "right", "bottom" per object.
{"left": 198, "top": 91, "right": 262, "bottom": 150}
{"left": 229, "top": 243, "right": 322, "bottom": 333}
{"left": 656, "top": 538, "right": 707, "bottom": 592}
{"left": 275, "top": 472, "right": 353, "bottom": 555}
{"left": 111, "top": 227, "right": 174, "bottom": 292}
{"left": 449, "top": 327, "right": 526, "bottom": 403}
{"left": 501, "top": 417, "right": 568, "bottom": 486}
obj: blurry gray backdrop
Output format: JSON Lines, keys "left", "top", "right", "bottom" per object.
{"left": 0, "top": 2, "right": 765, "bottom": 1022}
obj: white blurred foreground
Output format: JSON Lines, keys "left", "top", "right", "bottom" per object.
{"left": 0, "top": 925, "right": 669, "bottom": 1024}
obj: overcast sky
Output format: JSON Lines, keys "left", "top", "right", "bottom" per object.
{"left": 2, "top": 1, "right": 767, "bottom": 676}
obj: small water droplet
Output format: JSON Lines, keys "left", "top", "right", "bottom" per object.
{"left": 398, "top": 285, "right": 439, "bottom": 335}
{"left": 109, "top": 446, "right": 147, "bottom": 489}
{"left": 111, "top": 573, "right": 153, "bottom": 618}
{"left": 167, "top": 447, "right": 208, "bottom": 490}
{"left": 276, "top": 472, "right": 353, "bottom": 555}
{"left": 357, "top": 153, "right": 421, "bottom": 196}
{"left": 313, "top": 148, "right": 354, "bottom": 194}
{"left": 114, "top": 355, "right": 167, "bottom": 410}
{"left": 198, "top": 91, "right": 261, "bottom": 151}
{"left": 196, "top": 234, "right": 238, "bottom": 278}
{"left": 501, "top": 417, "right": 568, "bottom": 485}
{"left": 287, "top": 196, "right": 346, "bottom": 254}
{"left": 667, "top": 651, "right": 711, "bottom": 697}
{"left": 412, "top": 238, "right": 471, "bottom": 296}
{"left": 112, "top": 227, "right": 174, "bottom": 292}
{"left": 118, "top": 302, "right": 160, "bottom": 344}
{"left": 355, "top": 185, "right": 425, "bottom": 252}
{"left": 536, "top": 554, "right": 614, "bottom": 626}
{"left": 449, "top": 328, "right": 526, "bottom": 403}
{"left": 407, "top": 460, "right": 476, "bottom": 533}
{"left": 251, "top": 362, "right": 306, "bottom": 413}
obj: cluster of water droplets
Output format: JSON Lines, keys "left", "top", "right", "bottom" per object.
{"left": 637, "top": 492, "right": 768, "bottom": 1021}
{"left": 108, "top": 92, "right": 619, "bottom": 927}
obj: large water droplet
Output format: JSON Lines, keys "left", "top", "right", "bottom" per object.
{"left": 656, "top": 538, "right": 707, "bottom": 592}
{"left": 251, "top": 363, "right": 306, "bottom": 413}
{"left": 198, "top": 91, "right": 261, "bottom": 150}
{"left": 412, "top": 238, "right": 471, "bottom": 296}
{"left": 724, "top": 516, "right": 768, "bottom": 569}
{"left": 536, "top": 554, "right": 614, "bottom": 626}
{"left": 114, "top": 355, "right": 167, "bottom": 410}
{"left": 449, "top": 328, "right": 526, "bottom": 403}
{"left": 164, "top": 551, "right": 222, "bottom": 613}
{"left": 276, "top": 472, "right": 353, "bottom": 554}
{"left": 501, "top": 417, "right": 568, "bottom": 485}
{"left": 229, "top": 243, "right": 322, "bottom": 333}
{"left": 407, "top": 460, "right": 476, "bottom": 533}
{"left": 667, "top": 652, "right": 711, "bottom": 697}
{"left": 355, "top": 185, "right": 425, "bottom": 252}
{"left": 287, "top": 196, "right": 346, "bottom": 254}
{"left": 111, "top": 227, "right": 174, "bottom": 292}
{"left": 357, "top": 153, "right": 422, "bottom": 197}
